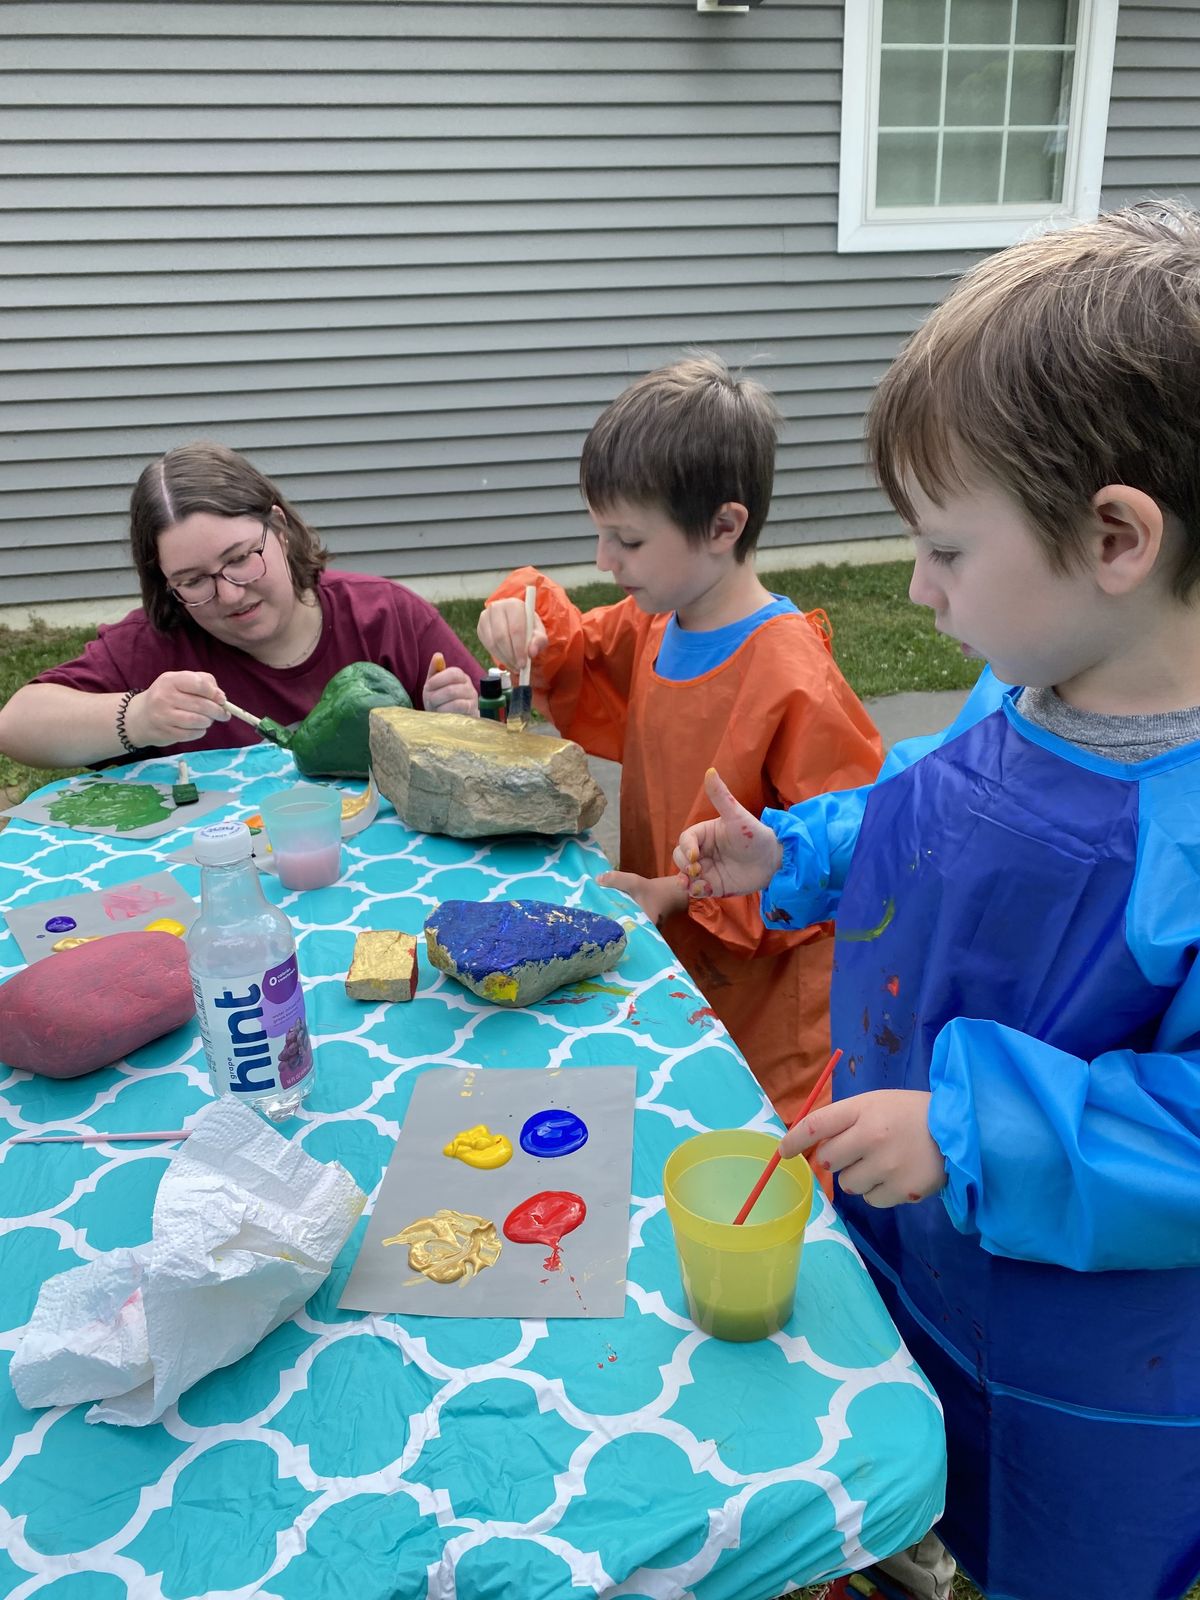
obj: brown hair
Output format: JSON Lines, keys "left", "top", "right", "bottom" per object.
{"left": 868, "top": 201, "right": 1200, "bottom": 599}
{"left": 579, "top": 353, "right": 780, "bottom": 561}
{"left": 130, "top": 441, "right": 329, "bottom": 631}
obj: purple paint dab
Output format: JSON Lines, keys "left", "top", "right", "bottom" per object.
{"left": 520, "top": 1108, "right": 588, "bottom": 1159}
{"left": 44, "top": 916, "right": 77, "bottom": 934}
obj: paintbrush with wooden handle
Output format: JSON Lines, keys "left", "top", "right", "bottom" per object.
{"left": 222, "top": 697, "right": 292, "bottom": 748}
{"left": 506, "top": 583, "right": 538, "bottom": 732}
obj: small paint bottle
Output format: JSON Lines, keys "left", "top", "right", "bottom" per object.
{"left": 499, "top": 670, "right": 513, "bottom": 712}
{"left": 478, "top": 671, "right": 507, "bottom": 722}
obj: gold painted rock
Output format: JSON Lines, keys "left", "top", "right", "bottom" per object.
{"left": 369, "top": 707, "right": 605, "bottom": 838}
{"left": 345, "top": 930, "right": 419, "bottom": 1002}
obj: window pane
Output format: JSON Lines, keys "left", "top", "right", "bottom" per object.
{"left": 948, "top": 0, "right": 1012, "bottom": 45}
{"left": 1003, "top": 128, "right": 1067, "bottom": 202}
{"left": 882, "top": 0, "right": 946, "bottom": 45}
{"left": 1009, "top": 48, "right": 1073, "bottom": 124}
{"left": 879, "top": 47, "right": 944, "bottom": 125}
{"left": 876, "top": 131, "right": 940, "bottom": 205}
{"left": 944, "top": 49, "right": 1010, "bottom": 124}
{"left": 940, "top": 131, "right": 1004, "bottom": 202}
{"left": 1014, "top": 0, "right": 1076, "bottom": 46}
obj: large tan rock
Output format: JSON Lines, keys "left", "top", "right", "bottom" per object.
{"left": 369, "top": 708, "right": 606, "bottom": 838}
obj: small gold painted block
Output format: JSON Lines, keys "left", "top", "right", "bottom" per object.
{"left": 345, "top": 930, "right": 419, "bottom": 1002}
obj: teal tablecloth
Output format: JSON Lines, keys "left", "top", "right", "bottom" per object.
{"left": 0, "top": 744, "right": 945, "bottom": 1600}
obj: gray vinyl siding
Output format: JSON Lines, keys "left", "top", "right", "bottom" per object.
{"left": 0, "top": 1, "right": 1194, "bottom": 609}
{"left": 1101, "top": 0, "right": 1200, "bottom": 208}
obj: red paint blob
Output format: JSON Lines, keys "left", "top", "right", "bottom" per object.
{"left": 504, "top": 1191, "right": 586, "bottom": 1272}
{"left": 886, "top": 975, "right": 901, "bottom": 997}
{"left": 687, "top": 1006, "right": 717, "bottom": 1026}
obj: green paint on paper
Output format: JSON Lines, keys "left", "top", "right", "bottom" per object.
{"left": 568, "top": 979, "right": 632, "bottom": 998}
{"left": 47, "top": 780, "right": 171, "bottom": 832}
{"left": 838, "top": 897, "right": 896, "bottom": 943}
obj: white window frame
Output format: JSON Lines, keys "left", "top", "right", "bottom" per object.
{"left": 838, "top": 0, "right": 1119, "bottom": 253}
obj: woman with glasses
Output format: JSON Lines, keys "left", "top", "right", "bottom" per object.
{"left": 0, "top": 442, "right": 482, "bottom": 767}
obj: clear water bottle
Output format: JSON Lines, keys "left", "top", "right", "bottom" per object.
{"left": 187, "top": 820, "right": 315, "bottom": 1120}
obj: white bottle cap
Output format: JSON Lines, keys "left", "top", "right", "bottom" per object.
{"left": 194, "top": 820, "right": 253, "bottom": 866}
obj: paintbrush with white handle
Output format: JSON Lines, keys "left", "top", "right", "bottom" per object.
{"left": 506, "top": 583, "right": 537, "bottom": 731}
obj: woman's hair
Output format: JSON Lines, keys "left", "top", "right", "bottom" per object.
{"left": 868, "top": 200, "right": 1200, "bottom": 599}
{"left": 579, "top": 352, "right": 780, "bottom": 561}
{"left": 130, "top": 441, "right": 329, "bottom": 631}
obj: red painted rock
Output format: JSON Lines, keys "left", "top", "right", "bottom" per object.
{"left": 0, "top": 931, "right": 195, "bottom": 1078}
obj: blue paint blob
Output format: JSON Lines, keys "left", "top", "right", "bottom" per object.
{"left": 520, "top": 1108, "right": 588, "bottom": 1159}
{"left": 44, "top": 915, "right": 77, "bottom": 933}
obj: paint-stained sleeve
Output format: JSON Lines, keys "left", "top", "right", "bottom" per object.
{"left": 688, "top": 628, "right": 884, "bottom": 957}
{"left": 487, "top": 567, "right": 648, "bottom": 763}
{"left": 929, "top": 1020, "right": 1200, "bottom": 1270}
{"left": 929, "top": 754, "right": 1200, "bottom": 1271}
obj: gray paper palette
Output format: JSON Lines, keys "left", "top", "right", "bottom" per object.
{"left": 4, "top": 779, "right": 232, "bottom": 840}
{"left": 4, "top": 872, "right": 199, "bottom": 965}
{"left": 340, "top": 1065, "right": 635, "bottom": 1320}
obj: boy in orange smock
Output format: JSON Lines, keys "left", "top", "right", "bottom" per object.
{"left": 478, "top": 356, "right": 881, "bottom": 1118}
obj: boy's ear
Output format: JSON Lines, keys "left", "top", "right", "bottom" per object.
{"left": 1088, "top": 485, "right": 1164, "bottom": 595}
{"left": 709, "top": 502, "right": 749, "bottom": 551}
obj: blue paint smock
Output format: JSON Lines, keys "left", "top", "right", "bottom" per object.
{"left": 761, "top": 669, "right": 1200, "bottom": 1600}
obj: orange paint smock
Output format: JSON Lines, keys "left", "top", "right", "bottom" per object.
{"left": 488, "top": 567, "right": 883, "bottom": 1119}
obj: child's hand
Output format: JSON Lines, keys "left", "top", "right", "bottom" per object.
{"left": 782, "top": 1089, "right": 946, "bottom": 1207}
{"left": 477, "top": 598, "right": 548, "bottom": 676}
{"left": 596, "top": 870, "right": 688, "bottom": 926}
{"left": 672, "top": 768, "right": 783, "bottom": 899}
{"left": 422, "top": 653, "right": 480, "bottom": 717}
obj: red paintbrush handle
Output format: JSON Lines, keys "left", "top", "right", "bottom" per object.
{"left": 731, "top": 1047, "right": 842, "bottom": 1226}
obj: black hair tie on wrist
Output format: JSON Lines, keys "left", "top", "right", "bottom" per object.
{"left": 116, "top": 688, "right": 141, "bottom": 756}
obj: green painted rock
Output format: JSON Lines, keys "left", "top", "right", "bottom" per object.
{"left": 0, "top": 931, "right": 195, "bottom": 1078}
{"left": 424, "top": 899, "right": 626, "bottom": 1006}
{"left": 272, "top": 662, "right": 413, "bottom": 778}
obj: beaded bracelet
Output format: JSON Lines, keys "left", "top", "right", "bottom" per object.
{"left": 115, "top": 688, "right": 140, "bottom": 756}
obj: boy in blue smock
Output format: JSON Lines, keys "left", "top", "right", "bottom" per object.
{"left": 675, "top": 204, "right": 1200, "bottom": 1600}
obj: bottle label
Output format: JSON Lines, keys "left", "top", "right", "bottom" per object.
{"left": 192, "top": 954, "right": 313, "bottom": 1096}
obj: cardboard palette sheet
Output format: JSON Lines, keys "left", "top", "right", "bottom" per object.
{"left": 3, "top": 873, "right": 199, "bottom": 965}
{"left": 340, "top": 1065, "right": 635, "bottom": 1319}
{"left": 4, "top": 776, "right": 232, "bottom": 840}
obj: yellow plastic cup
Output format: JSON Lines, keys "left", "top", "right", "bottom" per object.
{"left": 663, "top": 1129, "right": 814, "bottom": 1342}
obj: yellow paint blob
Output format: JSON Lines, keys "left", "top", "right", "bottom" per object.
{"left": 383, "top": 1209, "right": 502, "bottom": 1283}
{"left": 442, "top": 1124, "right": 513, "bottom": 1171}
{"left": 143, "top": 918, "right": 186, "bottom": 937}
{"left": 51, "top": 935, "right": 102, "bottom": 952}
{"left": 480, "top": 972, "right": 520, "bottom": 1003}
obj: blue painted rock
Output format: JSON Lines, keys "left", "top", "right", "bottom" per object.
{"left": 424, "top": 900, "right": 626, "bottom": 1006}
{"left": 0, "top": 931, "right": 195, "bottom": 1078}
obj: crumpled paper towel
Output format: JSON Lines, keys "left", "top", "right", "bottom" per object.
{"left": 11, "top": 1096, "right": 365, "bottom": 1426}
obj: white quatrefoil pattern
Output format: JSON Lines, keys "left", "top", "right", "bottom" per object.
{"left": 0, "top": 745, "right": 945, "bottom": 1600}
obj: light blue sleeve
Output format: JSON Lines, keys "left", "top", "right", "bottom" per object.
{"left": 759, "top": 667, "right": 1007, "bottom": 929}
{"left": 928, "top": 758, "right": 1200, "bottom": 1272}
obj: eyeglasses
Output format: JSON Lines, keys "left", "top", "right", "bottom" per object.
{"left": 166, "top": 524, "right": 271, "bottom": 607}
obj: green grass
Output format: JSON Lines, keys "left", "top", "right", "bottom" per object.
{"left": 0, "top": 560, "right": 981, "bottom": 806}
{"left": 0, "top": 619, "right": 98, "bottom": 802}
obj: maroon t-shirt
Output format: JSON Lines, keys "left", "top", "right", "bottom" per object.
{"left": 35, "top": 568, "right": 483, "bottom": 760}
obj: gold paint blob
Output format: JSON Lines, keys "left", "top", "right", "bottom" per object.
{"left": 383, "top": 1209, "right": 502, "bottom": 1284}
{"left": 51, "top": 935, "right": 102, "bottom": 952}
{"left": 443, "top": 1124, "right": 513, "bottom": 1171}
